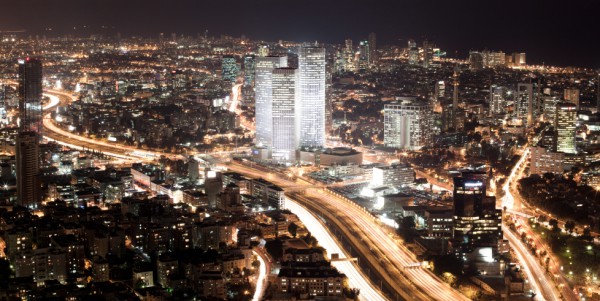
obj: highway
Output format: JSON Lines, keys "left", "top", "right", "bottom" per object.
{"left": 285, "top": 197, "right": 387, "bottom": 301}
{"left": 503, "top": 145, "right": 577, "bottom": 301}
{"left": 298, "top": 189, "right": 468, "bottom": 301}
{"left": 251, "top": 250, "right": 268, "bottom": 301}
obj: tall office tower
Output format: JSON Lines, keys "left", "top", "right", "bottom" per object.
{"left": 16, "top": 131, "right": 40, "bottom": 208}
{"left": 343, "top": 39, "right": 356, "bottom": 72}
{"left": 368, "top": 32, "right": 377, "bottom": 65}
{"left": 325, "top": 64, "right": 333, "bottom": 133}
{"left": 434, "top": 81, "right": 445, "bottom": 102}
{"left": 357, "top": 41, "right": 370, "bottom": 70}
{"left": 452, "top": 171, "right": 502, "bottom": 254}
{"left": 243, "top": 55, "right": 256, "bottom": 88}
{"left": 469, "top": 51, "right": 483, "bottom": 71}
{"left": 555, "top": 102, "right": 577, "bottom": 154}
{"left": 422, "top": 40, "right": 434, "bottom": 68}
{"left": 258, "top": 45, "right": 269, "bottom": 57}
{"left": 254, "top": 56, "right": 288, "bottom": 148}
{"left": 298, "top": 46, "right": 326, "bottom": 149}
{"left": 543, "top": 96, "right": 559, "bottom": 122}
{"left": 563, "top": 88, "right": 580, "bottom": 111}
{"left": 452, "top": 65, "right": 460, "bottom": 128}
{"left": 271, "top": 68, "right": 299, "bottom": 162}
{"left": 516, "top": 83, "right": 534, "bottom": 126}
{"left": 204, "top": 170, "right": 223, "bottom": 208}
{"left": 408, "top": 40, "right": 419, "bottom": 66}
{"left": 383, "top": 99, "right": 434, "bottom": 150}
{"left": 221, "top": 56, "right": 239, "bottom": 83}
{"left": 188, "top": 157, "right": 199, "bottom": 182}
{"left": 18, "top": 58, "right": 43, "bottom": 134}
{"left": 489, "top": 85, "right": 505, "bottom": 115}
{"left": 344, "top": 39, "right": 353, "bottom": 54}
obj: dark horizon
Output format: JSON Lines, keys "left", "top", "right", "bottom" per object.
{"left": 1, "top": 0, "right": 599, "bottom": 69}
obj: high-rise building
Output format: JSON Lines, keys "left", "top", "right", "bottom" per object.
{"left": 489, "top": 85, "right": 505, "bottom": 115}
{"left": 529, "top": 146, "right": 564, "bottom": 176}
{"left": 469, "top": 51, "right": 483, "bottom": 71}
{"left": 221, "top": 56, "right": 239, "bottom": 83}
{"left": 271, "top": 68, "right": 299, "bottom": 162}
{"left": 516, "top": 83, "right": 534, "bottom": 126}
{"left": 434, "top": 81, "right": 446, "bottom": 101}
{"left": 452, "top": 172, "right": 502, "bottom": 253}
{"left": 18, "top": 58, "right": 43, "bottom": 134}
{"left": 563, "top": 88, "right": 580, "bottom": 111}
{"left": 555, "top": 102, "right": 577, "bottom": 154}
{"left": 258, "top": 45, "right": 269, "bottom": 57}
{"left": 16, "top": 131, "right": 40, "bottom": 208}
{"left": 343, "top": 39, "right": 356, "bottom": 72}
{"left": 368, "top": 32, "right": 377, "bottom": 65}
{"left": 407, "top": 39, "right": 419, "bottom": 66}
{"left": 298, "top": 46, "right": 326, "bottom": 149}
{"left": 357, "top": 41, "right": 370, "bottom": 70}
{"left": 254, "top": 56, "right": 288, "bottom": 148}
{"left": 384, "top": 99, "right": 434, "bottom": 150}
{"left": 512, "top": 52, "right": 526, "bottom": 67}
{"left": 243, "top": 55, "right": 256, "bottom": 88}
{"left": 452, "top": 65, "right": 460, "bottom": 128}
{"left": 542, "top": 96, "right": 559, "bottom": 123}
{"left": 325, "top": 64, "right": 333, "bottom": 133}
{"left": 422, "top": 40, "right": 434, "bottom": 68}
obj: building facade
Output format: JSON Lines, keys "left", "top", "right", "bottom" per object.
{"left": 255, "top": 56, "right": 288, "bottom": 149}
{"left": 384, "top": 100, "right": 433, "bottom": 150}
{"left": 298, "top": 46, "right": 326, "bottom": 149}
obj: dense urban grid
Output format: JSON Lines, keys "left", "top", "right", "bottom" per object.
{"left": 0, "top": 29, "right": 599, "bottom": 301}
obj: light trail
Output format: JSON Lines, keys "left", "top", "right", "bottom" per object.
{"left": 42, "top": 93, "right": 60, "bottom": 110}
{"left": 252, "top": 250, "right": 267, "bottom": 301}
{"left": 229, "top": 83, "right": 242, "bottom": 113}
{"left": 504, "top": 225, "right": 550, "bottom": 301}
{"left": 285, "top": 197, "right": 387, "bottom": 301}
{"left": 310, "top": 190, "right": 469, "bottom": 301}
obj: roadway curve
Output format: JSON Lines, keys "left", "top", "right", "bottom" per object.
{"left": 226, "top": 161, "right": 468, "bottom": 300}
{"left": 285, "top": 196, "right": 387, "bottom": 301}
{"left": 291, "top": 190, "right": 469, "bottom": 301}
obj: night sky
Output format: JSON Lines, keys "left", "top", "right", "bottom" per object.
{"left": 1, "top": 0, "right": 598, "bottom": 68}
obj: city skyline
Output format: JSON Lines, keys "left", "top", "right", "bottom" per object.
{"left": 0, "top": 3, "right": 599, "bottom": 300}
{"left": 0, "top": 0, "right": 599, "bottom": 68}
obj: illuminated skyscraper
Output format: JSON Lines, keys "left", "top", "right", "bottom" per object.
{"left": 243, "top": 55, "right": 255, "bottom": 88}
{"left": 258, "top": 45, "right": 269, "bottom": 57}
{"left": 384, "top": 99, "right": 434, "bottom": 150}
{"left": 18, "top": 58, "right": 43, "bottom": 134}
{"left": 221, "top": 56, "right": 239, "bottom": 83}
{"left": 407, "top": 39, "right": 419, "bottom": 66}
{"left": 555, "top": 102, "right": 577, "bottom": 154}
{"left": 516, "top": 83, "right": 533, "bottom": 126}
{"left": 343, "top": 39, "right": 355, "bottom": 72}
{"left": 422, "top": 40, "right": 434, "bottom": 68}
{"left": 298, "top": 46, "right": 326, "bottom": 149}
{"left": 254, "top": 56, "right": 288, "bottom": 148}
{"left": 469, "top": 51, "right": 483, "bottom": 71}
{"left": 452, "top": 171, "right": 501, "bottom": 254}
{"left": 489, "top": 85, "right": 505, "bottom": 115}
{"left": 563, "top": 88, "right": 580, "bottom": 111}
{"left": 358, "top": 41, "right": 370, "bottom": 70}
{"left": 16, "top": 131, "right": 40, "bottom": 208}
{"left": 368, "top": 32, "right": 377, "bottom": 65}
{"left": 271, "top": 68, "right": 299, "bottom": 162}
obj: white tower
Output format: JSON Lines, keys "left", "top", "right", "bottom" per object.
{"left": 298, "top": 46, "right": 326, "bottom": 149}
